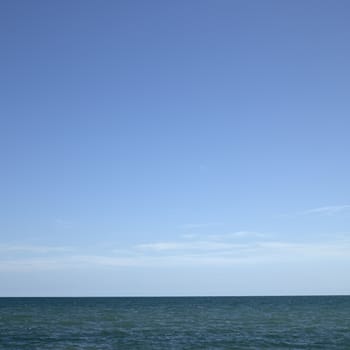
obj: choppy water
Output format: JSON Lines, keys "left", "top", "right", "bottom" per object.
{"left": 0, "top": 296, "right": 350, "bottom": 349}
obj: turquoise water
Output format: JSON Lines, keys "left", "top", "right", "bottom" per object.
{"left": 0, "top": 296, "right": 350, "bottom": 349}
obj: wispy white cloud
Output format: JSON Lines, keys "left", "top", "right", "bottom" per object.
{"left": 136, "top": 231, "right": 268, "bottom": 252}
{"left": 280, "top": 205, "right": 350, "bottom": 218}
{"left": 181, "top": 231, "right": 267, "bottom": 241}
{"left": 301, "top": 205, "right": 350, "bottom": 216}
{"left": 135, "top": 240, "right": 246, "bottom": 252}
{"left": 0, "top": 244, "right": 73, "bottom": 254}
{"left": 1, "top": 235, "right": 350, "bottom": 272}
{"left": 207, "top": 231, "right": 267, "bottom": 240}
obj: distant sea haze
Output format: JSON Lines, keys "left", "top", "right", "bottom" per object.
{"left": 1, "top": 296, "right": 350, "bottom": 349}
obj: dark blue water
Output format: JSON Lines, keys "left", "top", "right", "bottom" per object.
{"left": 0, "top": 296, "right": 349, "bottom": 349}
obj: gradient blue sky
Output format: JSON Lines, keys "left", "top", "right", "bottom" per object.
{"left": 1, "top": 0, "right": 350, "bottom": 296}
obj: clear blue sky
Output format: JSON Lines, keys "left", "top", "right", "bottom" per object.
{"left": 1, "top": 0, "right": 350, "bottom": 296}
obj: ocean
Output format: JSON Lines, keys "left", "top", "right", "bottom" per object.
{"left": 0, "top": 296, "right": 349, "bottom": 349}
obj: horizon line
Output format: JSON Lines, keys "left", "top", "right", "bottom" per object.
{"left": 1, "top": 294, "right": 349, "bottom": 298}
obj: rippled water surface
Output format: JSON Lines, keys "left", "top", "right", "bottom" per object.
{"left": 0, "top": 296, "right": 350, "bottom": 349}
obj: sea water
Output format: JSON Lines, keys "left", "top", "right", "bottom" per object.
{"left": 0, "top": 296, "right": 349, "bottom": 349}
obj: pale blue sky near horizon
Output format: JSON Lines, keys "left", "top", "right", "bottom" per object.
{"left": 1, "top": 0, "right": 350, "bottom": 296}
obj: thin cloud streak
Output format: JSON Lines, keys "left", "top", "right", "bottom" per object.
{"left": 280, "top": 205, "right": 350, "bottom": 218}
{"left": 0, "top": 244, "right": 73, "bottom": 254}
{"left": 1, "top": 238, "right": 350, "bottom": 272}
{"left": 135, "top": 241, "right": 247, "bottom": 252}
{"left": 207, "top": 231, "right": 267, "bottom": 240}
{"left": 302, "top": 205, "right": 350, "bottom": 215}
{"left": 181, "top": 231, "right": 266, "bottom": 241}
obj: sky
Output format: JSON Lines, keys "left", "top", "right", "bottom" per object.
{"left": 1, "top": 0, "right": 350, "bottom": 296}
